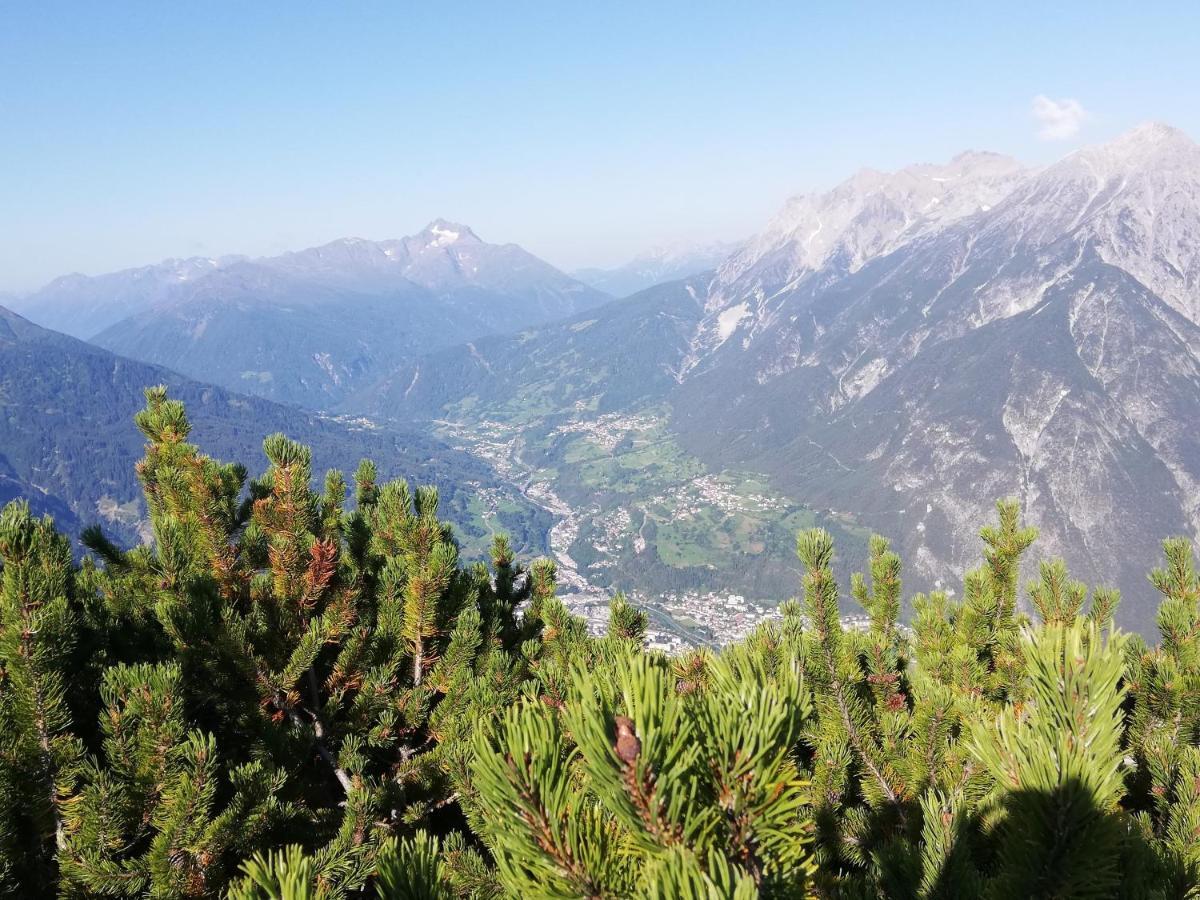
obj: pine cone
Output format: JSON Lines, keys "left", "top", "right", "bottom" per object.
{"left": 614, "top": 714, "right": 640, "bottom": 764}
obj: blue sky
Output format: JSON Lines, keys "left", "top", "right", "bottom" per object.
{"left": 2, "top": 1, "right": 1198, "bottom": 289}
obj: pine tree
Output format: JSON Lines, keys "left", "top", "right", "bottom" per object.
{"left": 463, "top": 597, "right": 816, "bottom": 897}
{"left": 0, "top": 501, "right": 88, "bottom": 895}
{"left": 1, "top": 388, "right": 555, "bottom": 896}
{"left": 1120, "top": 537, "right": 1200, "bottom": 893}
{"left": 58, "top": 663, "right": 284, "bottom": 896}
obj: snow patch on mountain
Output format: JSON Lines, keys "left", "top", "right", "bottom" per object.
{"left": 979, "top": 122, "right": 1200, "bottom": 324}
{"left": 428, "top": 223, "right": 464, "bottom": 246}
{"left": 716, "top": 302, "right": 750, "bottom": 341}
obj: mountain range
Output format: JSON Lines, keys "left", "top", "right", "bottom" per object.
{"left": 673, "top": 122, "right": 1200, "bottom": 632}
{"left": 358, "top": 123, "right": 1200, "bottom": 633}
{"left": 11, "top": 221, "right": 609, "bottom": 409}
{"left": 8, "top": 122, "right": 1199, "bottom": 634}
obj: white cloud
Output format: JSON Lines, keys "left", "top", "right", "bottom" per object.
{"left": 1031, "top": 95, "right": 1088, "bottom": 141}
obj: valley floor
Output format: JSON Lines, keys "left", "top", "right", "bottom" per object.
{"left": 431, "top": 407, "right": 872, "bottom": 648}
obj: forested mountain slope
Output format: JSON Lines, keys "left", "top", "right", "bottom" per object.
{"left": 0, "top": 305, "right": 549, "bottom": 554}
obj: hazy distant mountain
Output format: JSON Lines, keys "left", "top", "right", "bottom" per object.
{"left": 0, "top": 304, "right": 549, "bottom": 553}
{"left": 573, "top": 240, "right": 740, "bottom": 297}
{"left": 11, "top": 256, "right": 247, "bottom": 340}
{"left": 366, "top": 124, "right": 1200, "bottom": 633}
{"left": 355, "top": 275, "right": 711, "bottom": 420}
{"left": 12, "top": 221, "right": 608, "bottom": 409}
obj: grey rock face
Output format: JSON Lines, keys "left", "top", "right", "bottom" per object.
{"left": 670, "top": 124, "right": 1200, "bottom": 631}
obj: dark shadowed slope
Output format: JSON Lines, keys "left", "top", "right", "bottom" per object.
{"left": 0, "top": 305, "right": 550, "bottom": 555}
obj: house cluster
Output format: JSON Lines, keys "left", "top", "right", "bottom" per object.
{"left": 658, "top": 474, "right": 788, "bottom": 521}
{"left": 551, "top": 410, "right": 662, "bottom": 452}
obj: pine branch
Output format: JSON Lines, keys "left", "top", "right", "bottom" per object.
{"left": 304, "top": 670, "right": 353, "bottom": 795}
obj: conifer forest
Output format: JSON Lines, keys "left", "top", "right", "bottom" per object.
{"left": 2, "top": 390, "right": 1198, "bottom": 899}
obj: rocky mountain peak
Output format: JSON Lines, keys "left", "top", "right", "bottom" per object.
{"left": 1038, "top": 122, "right": 1198, "bottom": 186}
{"left": 710, "top": 150, "right": 1028, "bottom": 309}
{"left": 1108, "top": 121, "right": 1194, "bottom": 154}
{"left": 663, "top": 122, "right": 1200, "bottom": 626}
{"left": 417, "top": 219, "right": 481, "bottom": 248}
{"left": 973, "top": 123, "right": 1200, "bottom": 322}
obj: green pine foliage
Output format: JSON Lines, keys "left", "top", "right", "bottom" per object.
{"left": 0, "top": 388, "right": 550, "bottom": 897}
{"left": 1, "top": 390, "right": 1199, "bottom": 898}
